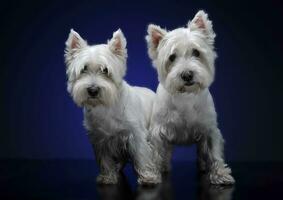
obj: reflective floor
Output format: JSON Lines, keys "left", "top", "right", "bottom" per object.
{"left": 1, "top": 160, "right": 282, "bottom": 199}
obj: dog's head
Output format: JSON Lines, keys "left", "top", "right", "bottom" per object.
{"left": 146, "top": 10, "right": 216, "bottom": 94}
{"left": 65, "top": 29, "right": 127, "bottom": 107}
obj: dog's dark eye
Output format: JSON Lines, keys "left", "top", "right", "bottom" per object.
{"left": 169, "top": 54, "right": 176, "bottom": 62}
{"left": 81, "top": 65, "right": 88, "bottom": 74}
{"left": 192, "top": 49, "right": 200, "bottom": 57}
{"left": 101, "top": 67, "right": 108, "bottom": 74}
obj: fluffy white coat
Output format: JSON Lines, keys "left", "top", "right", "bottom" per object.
{"left": 146, "top": 10, "right": 235, "bottom": 185}
{"left": 65, "top": 29, "right": 161, "bottom": 185}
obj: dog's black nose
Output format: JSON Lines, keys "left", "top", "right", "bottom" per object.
{"left": 87, "top": 86, "right": 100, "bottom": 97}
{"left": 181, "top": 71, "right": 194, "bottom": 83}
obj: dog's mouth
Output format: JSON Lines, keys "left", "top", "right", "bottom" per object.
{"left": 83, "top": 97, "right": 102, "bottom": 107}
{"left": 179, "top": 82, "right": 201, "bottom": 93}
{"left": 184, "top": 81, "right": 195, "bottom": 87}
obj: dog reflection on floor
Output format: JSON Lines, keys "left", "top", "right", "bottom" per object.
{"left": 96, "top": 172, "right": 234, "bottom": 200}
{"left": 197, "top": 174, "right": 234, "bottom": 200}
{"left": 136, "top": 174, "right": 173, "bottom": 200}
{"left": 96, "top": 173, "right": 134, "bottom": 200}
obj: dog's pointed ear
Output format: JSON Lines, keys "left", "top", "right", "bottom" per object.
{"left": 65, "top": 29, "right": 87, "bottom": 64}
{"left": 188, "top": 10, "right": 215, "bottom": 42}
{"left": 146, "top": 24, "right": 167, "bottom": 59}
{"left": 108, "top": 29, "right": 127, "bottom": 57}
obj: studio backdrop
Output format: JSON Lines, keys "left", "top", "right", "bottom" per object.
{"left": 0, "top": 0, "right": 282, "bottom": 162}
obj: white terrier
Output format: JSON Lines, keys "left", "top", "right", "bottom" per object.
{"left": 146, "top": 10, "right": 235, "bottom": 185}
{"left": 64, "top": 29, "right": 161, "bottom": 185}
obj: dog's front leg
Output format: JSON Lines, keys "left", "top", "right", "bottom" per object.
{"left": 150, "top": 125, "right": 174, "bottom": 173}
{"left": 93, "top": 146, "right": 122, "bottom": 184}
{"left": 88, "top": 133, "right": 123, "bottom": 184}
{"left": 198, "top": 128, "right": 235, "bottom": 185}
{"left": 128, "top": 132, "right": 161, "bottom": 185}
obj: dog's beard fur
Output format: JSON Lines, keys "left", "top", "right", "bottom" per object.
{"left": 71, "top": 75, "right": 119, "bottom": 107}
{"left": 163, "top": 61, "right": 209, "bottom": 95}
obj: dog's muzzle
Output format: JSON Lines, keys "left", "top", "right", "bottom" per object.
{"left": 87, "top": 86, "right": 100, "bottom": 98}
{"left": 181, "top": 71, "right": 195, "bottom": 86}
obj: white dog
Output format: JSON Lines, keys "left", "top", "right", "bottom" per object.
{"left": 146, "top": 10, "right": 235, "bottom": 185}
{"left": 64, "top": 29, "right": 161, "bottom": 185}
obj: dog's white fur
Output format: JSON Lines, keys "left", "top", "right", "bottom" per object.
{"left": 64, "top": 29, "right": 161, "bottom": 185}
{"left": 146, "top": 10, "right": 235, "bottom": 185}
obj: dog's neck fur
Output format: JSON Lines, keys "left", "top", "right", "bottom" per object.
{"left": 158, "top": 83, "right": 209, "bottom": 109}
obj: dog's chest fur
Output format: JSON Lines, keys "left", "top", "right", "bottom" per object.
{"left": 83, "top": 82, "right": 154, "bottom": 139}
{"left": 154, "top": 85, "right": 217, "bottom": 144}
{"left": 85, "top": 103, "right": 131, "bottom": 136}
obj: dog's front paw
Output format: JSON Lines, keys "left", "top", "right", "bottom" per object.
{"left": 96, "top": 173, "right": 119, "bottom": 185}
{"left": 137, "top": 171, "right": 162, "bottom": 186}
{"left": 209, "top": 167, "right": 235, "bottom": 185}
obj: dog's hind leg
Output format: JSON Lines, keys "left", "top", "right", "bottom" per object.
{"left": 160, "top": 143, "right": 173, "bottom": 173}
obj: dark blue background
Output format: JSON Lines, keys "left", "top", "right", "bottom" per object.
{"left": 1, "top": 0, "right": 282, "bottom": 161}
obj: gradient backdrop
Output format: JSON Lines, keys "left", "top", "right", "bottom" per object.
{"left": 0, "top": 0, "right": 282, "bottom": 162}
